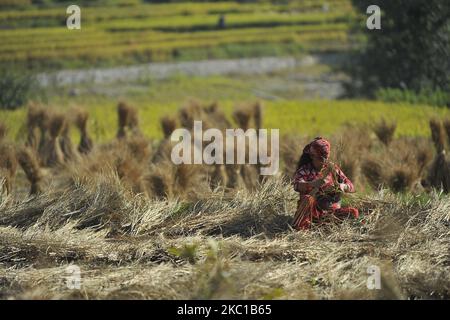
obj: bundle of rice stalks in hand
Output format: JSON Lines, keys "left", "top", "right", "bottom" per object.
{"left": 74, "top": 108, "right": 93, "bottom": 154}
{"left": 303, "top": 161, "right": 344, "bottom": 199}
{"left": 17, "top": 147, "right": 43, "bottom": 196}
{"left": 42, "top": 112, "right": 66, "bottom": 167}
{"left": 373, "top": 118, "right": 396, "bottom": 146}
{"left": 427, "top": 119, "right": 450, "bottom": 192}
{"left": 0, "top": 143, "right": 17, "bottom": 195}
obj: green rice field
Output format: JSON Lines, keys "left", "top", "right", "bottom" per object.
{"left": 0, "top": 0, "right": 357, "bottom": 69}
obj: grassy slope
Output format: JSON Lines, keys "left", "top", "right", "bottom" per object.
{"left": 0, "top": 1, "right": 355, "bottom": 69}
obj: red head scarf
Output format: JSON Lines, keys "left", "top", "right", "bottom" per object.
{"left": 304, "top": 137, "right": 331, "bottom": 160}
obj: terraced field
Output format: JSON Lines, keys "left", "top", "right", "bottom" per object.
{"left": 0, "top": 0, "right": 356, "bottom": 69}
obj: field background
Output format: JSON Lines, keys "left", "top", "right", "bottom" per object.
{"left": 1, "top": 0, "right": 355, "bottom": 69}
{"left": 1, "top": 0, "right": 449, "bottom": 300}
{"left": 0, "top": 0, "right": 446, "bottom": 138}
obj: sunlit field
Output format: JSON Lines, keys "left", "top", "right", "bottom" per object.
{"left": 1, "top": 0, "right": 449, "bottom": 301}
{"left": 0, "top": 0, "right": 355, "bottom": 69}
{"left": 1, "top": 97, "right": 448, "bottom": 142}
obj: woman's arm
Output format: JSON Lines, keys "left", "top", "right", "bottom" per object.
{"left": 335, "top": 165, "right": 355, "bottom": 193}
{"left": 293, "top": 166, "right": 324, "bottom": 194}
{"left": 294, "top": 179, "right": 325, "bottom": 193}
{"left": 293, "top": 167, "right": 310, "bottom": 194}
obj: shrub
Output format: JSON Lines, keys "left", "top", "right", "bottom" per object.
{"left": 375, "top": 88, "right": 450, "bottom": 108}
{"left": 346, "top": 0, "right": 450, "bottom": 99}
{"left": 0, "top": 68, "right": 36, "bottom": 110}
{"left": 0, "top": 0, "right": 31, "bottom": 9}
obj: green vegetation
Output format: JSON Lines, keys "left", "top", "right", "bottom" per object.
{"left": 0, "top": 0, "right": 356, "bottom": 69}
{"left": 376, "top": 88, "right": 450, "bottom": 108}
{"left": 1, "top": 0, "right": 449, "bottom": 302}
{"left": 0, "top": 67, "right": 37, "bottom": 110}
{"left": 1, "top": 95, "right": 447, "bottom": 143}
{"left": 345, "top": 0, "right": 450, "bottom": 105}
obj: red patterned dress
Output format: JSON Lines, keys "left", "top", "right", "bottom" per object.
{"left": 292, "top": 162, "right": 359, "bottom": 230}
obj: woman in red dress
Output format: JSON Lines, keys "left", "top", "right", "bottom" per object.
{"left": 292, "top": 137, "right": 359, "bottom": 230}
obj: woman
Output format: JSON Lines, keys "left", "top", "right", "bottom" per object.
{"left": 292, "top": 137, "right": 359, "bottom": 230}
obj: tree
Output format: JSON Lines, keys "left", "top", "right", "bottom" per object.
{"left": 0, "top": 67, "right": 36, "bottom": 110}
{"left": 346, "top": 0, "right": 450, "bottom": 98}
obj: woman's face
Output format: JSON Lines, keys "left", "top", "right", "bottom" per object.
{"left": 312, "top": 154, "right": 325, "bottom": 170}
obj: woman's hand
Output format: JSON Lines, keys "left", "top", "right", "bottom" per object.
{"left": 309, "top": 178, "right": 325, "bottom": 188}
{"left": 294, "top": 179, "right": 323, "bottom": 193}
{"left": 339, "top": 183, "right": 348, "bottom": 192}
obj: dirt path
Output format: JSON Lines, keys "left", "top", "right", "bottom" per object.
{"left": 37, "top": 54, "right": 347, "bottom": 99}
